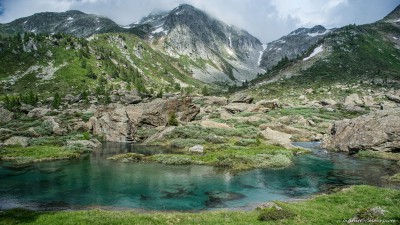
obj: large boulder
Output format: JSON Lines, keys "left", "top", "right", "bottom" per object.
{"left": 87, "top": 104, "right": 132, "bottom": 142}
{"left": 4, "top": 136, "right": 30, "bottom": 147}
{"left": 229, "top": 93, "right": 254, "bottom": 104}
{"left": 222, "top": 103, "right": 253, "bottom": 114}
{"left": 252, "top": 99, "right": 280, "bottom": 112}
{"left": 343, "top": 94, "right": 364, "bottom": 111}
{"left": 43, "top": 116, "right": 66, "bottom": 135}
{"left": 88, "top": 98, "right": 199, "bottom": 142}
{"left": 0, "top": 108, "right": 13, "bottom": 123}
{"left": 27, "top": 108, "right": 50, "bottom": 118}
{"left": 200, "top": 120, "right": 231, "bottom": 129}
{"left": 193, "top": 96, "right": 228, "bottom": 106}
{"left": 386, "top": 94, "right": 400, "bottom": 104}
{"left": 259, "top": 127, "right": 295, "bottom": 149}
{"left": 323, "top": 110, "right": 400, "bottom": 153}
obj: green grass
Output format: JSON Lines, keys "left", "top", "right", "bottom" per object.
{"left": 356, "top": 150, "right": 400, "bottom": 161}
{"left": 148, "top": 144, "right": 299, "bottom": 171}
{"left": 0, "top": 186, "right": 399, "bottom": 224}
{"left": 0, "top": 145, "right": 82, "bottom": 164}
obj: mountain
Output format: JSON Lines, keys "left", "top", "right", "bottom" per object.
{"left": 0, "top": 10, "right": 146, "bottom": 38}
{"left": 137, "top": 4, "right": 264, "bottom": 84}
{"left": 245, "top": 5, "right": 400, "bottom": 102}
{"left": 384, "top": 4, "right": 400, "bottom": 21}
{"left": 0, "top": 31, "right": 206, "bottom": 96}
{"left": 259, "top": 25, "right": 331, "bottom": 71}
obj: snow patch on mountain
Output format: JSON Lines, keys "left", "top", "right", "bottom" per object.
{"left": 257, "top": 44, "right": 268, "bottom": 66}
{"left": 308, "top": 30, "right": 331, "bottom": 37}
{"left": 303, "top": 45, "right": 323, "bottom": 61}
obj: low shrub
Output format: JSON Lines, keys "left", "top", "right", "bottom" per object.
{"left": 81, "top": 112, "right": 94, "bottom": 122}
{"left": 258, "top": 207, "right": 296, "bottom": 221}
{"left": 170, "top": 138, "right": 205, "bottom": 148}
{"left": 107, "top": 153, "right": 145, "bottom": 162}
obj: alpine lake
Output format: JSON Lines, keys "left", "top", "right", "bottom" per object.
{"left": 1, "top": 142, "right": 399, "bottom": 211}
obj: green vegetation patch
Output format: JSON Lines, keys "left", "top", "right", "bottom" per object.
{"left": 356, "top": 150, "right": 400, "bottom": 161}
{"left": 0, "top": 186, "right": 399, "bottom": 225}
{"left": 149, "top": 144, "right": 297, "bottom": 171}
{"left": 107, "top": 153, "right": 145, "bottom": 162}
{"left": 0, "top": 145, "right": 82, "bottom": 164}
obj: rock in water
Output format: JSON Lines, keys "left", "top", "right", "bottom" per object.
{"left": 324, "top": 110, "right": 400, "bottom": 153}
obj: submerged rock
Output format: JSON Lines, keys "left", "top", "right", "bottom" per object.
{"left": 205, "top": 190, "right": 245, "bottom": 208}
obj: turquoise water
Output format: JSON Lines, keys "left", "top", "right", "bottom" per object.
{"left": 0, "top": 142, "right": 399, "bottom": 211}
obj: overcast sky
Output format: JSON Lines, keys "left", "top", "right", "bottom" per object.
{"left": 0, "top": 0, "right": 398, "bottom": 42}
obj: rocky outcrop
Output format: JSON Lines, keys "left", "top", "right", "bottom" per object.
{"left": 386, "top": 94, "right": 400, "bottom": 104}
{"left": 4, "top": 136, "right": 30, "bottom": 147}
{"left": 88, "top": 97, "right": 199, "bottom": 142}
{"left": 229, "top": 93, "right": 254, "bottom": 104}
{"left": 43, "top": 116, "right": 66, "bottom": 135}
{"left": 27, "top": 108, "right": 50, "bottom": 118}
{"left": 66, "top": 139, "right": 102, "bottom": 150}
{"left": 200, "top": 120, "right": 231, "bottom": 129}
{"left": 259, "top": 127, "right": 295, "bottom": 149}
{"left": 0, "top": 108, "right": 14, "bottom": 123}
{"left": 323, "top": 110, "right": 400, "bottom": 153}
{"left": 343, "top": 94, "right": 364, "bottom": 111}
{"left": 252, "top": 99, "right": 280, "bottom": 112}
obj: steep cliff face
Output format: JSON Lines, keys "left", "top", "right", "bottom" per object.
{"left": 138, "top": 4, "right": 264, "bottom": 84}
{"left": 259, "top": 25, "right": 331, "bottom": 71}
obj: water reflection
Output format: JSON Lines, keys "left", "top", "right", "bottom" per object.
{"left": 0, "top": 142, "right": 399, "bottom": 211}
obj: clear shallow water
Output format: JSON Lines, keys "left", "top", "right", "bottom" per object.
{"left": 0, "top": 142, "right": 399, "bottom": 211}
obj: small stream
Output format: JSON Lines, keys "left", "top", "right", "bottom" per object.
{"left": 0, "top": 142, "right": 399, "bottom": 211}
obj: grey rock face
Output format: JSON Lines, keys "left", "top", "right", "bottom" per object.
{"left": 0, "top": 108, "right": 14, "bottom": 123}
{"left": 324, "top": 110, "right": 400, "bottom": 153}
{"left": 259, "top": 25, "right": 331, "bottom": 70}
{"left": 87, "top": 97, "right": 200, "bottom": 142}
{"left": 139, "top": 4, "right": 264, "bottom": 84}
{"left": 0, "top": 10, "right": 140, "bottom": 37}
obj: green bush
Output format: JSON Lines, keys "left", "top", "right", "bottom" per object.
{"left": 234, "top": 139, "right": 258, "bottom": 146}
{"left": 82, "top": 132, "right": 90, "bottom": 140}
{"left": 167, "top": 112, "right": 179, "bottom": 126}
{"left": 35, "top": 121, "right": 53, "bottom": 136}
{"left": 170, "top": 138, "right": 205, "bottom": 148}
{"left": 81, "top": 112, "right": 94, "bottom": 122}
{"left": 107, "top": 153, "right": 145, "bottom": 162}
{"left": 258, "top": 207, "right": 296, "bottom": 221}
{"left": 268, "top": 154, "right": 292, "bottom": 167}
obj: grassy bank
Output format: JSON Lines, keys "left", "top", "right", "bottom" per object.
{"left": 0, "top": 185, "right": 399, "bottom": 224}
{"left": 0, "top": 145, "right": 84, "bottom": 164}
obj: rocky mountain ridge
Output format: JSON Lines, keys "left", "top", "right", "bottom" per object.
{"left": 0, "top": 10, "right": 147, "bottom": 37}
{"left": 138, "top": 4, "right": 264, "bottom": 84}
{"left": 259, "top": 25, "right": 331, "bottom": 71}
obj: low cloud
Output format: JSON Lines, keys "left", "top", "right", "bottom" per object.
{"left": 0, "top": 0, "right": 398, "bottom": 42}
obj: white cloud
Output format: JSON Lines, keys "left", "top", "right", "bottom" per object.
{"left": 0, "top": 0, "right": 398, "bottom": 42}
